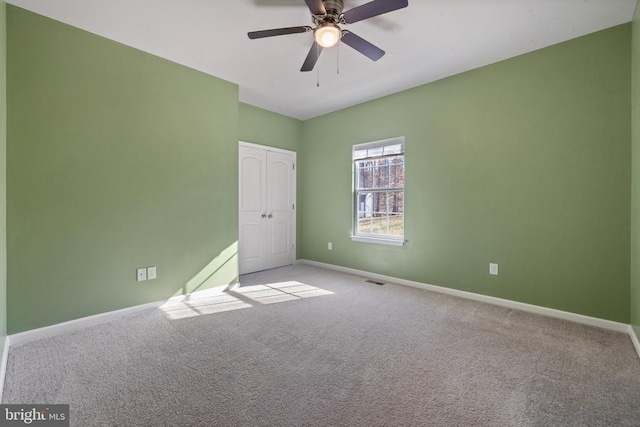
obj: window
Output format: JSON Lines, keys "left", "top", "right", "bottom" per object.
{"left": 352, "top": 137, "right": 405, "bottom": 246}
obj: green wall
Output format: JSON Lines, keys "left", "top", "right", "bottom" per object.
{"left": 239, "top": 102, "right": 303, "bottom": 253}
{"left": 7, "top": 7, "right": 239, "bottom": 334}
{"left": 632, "top": 5, "right": 640, "bottom": 338}
{"left": 301, "top": 24, "right": 632, "bottom": 323}
{"left": 0, "top": 0, "right": 6, "bottom": 353}
{"left": 239, "top": 103, "right": 302, "bottom": 153}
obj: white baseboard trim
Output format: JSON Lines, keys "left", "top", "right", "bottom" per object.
{"left": 298, "top": 259, "right": 630, "bottom": 334}
{"left": 0, "top": 336, "right": 9, "bottom": 402}
{"left": 9, "top": 301, "right": 164, "bottom": 347}
{"left": 630, "top": 325, "right": 640, "bottom": 360}
{"left": 8, "top": 284, "right": 236, "bottom": 348}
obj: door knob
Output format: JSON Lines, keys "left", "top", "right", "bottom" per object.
{"left": 261, "top": 213, "right": 267, "bottom": 218}
{"left": 268, "top": 213, "right": 273, "bottom": 218}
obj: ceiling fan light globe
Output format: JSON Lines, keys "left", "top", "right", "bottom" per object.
{"left": 315, "top": 25, "right": 341, "bottom": 48}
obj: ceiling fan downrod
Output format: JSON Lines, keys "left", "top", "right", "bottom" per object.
{"left": 312, "top": 0, "right": 344, "bottom": 22}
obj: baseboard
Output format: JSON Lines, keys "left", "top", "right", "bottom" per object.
{"left": 298, "top": 259, "right": 630, "bottom": 334}
{"left": 630, "top": 325, "right": 640, "bottom": 360}
{"left": 0, "top": 335, "right": 9, "bottom": 402}
{"left": 8, "top": 284, "right": 236, "bottom": 347}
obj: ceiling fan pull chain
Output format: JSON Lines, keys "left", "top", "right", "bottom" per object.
{"left": 337, "top": 40, "right": 340, "bottom": 75}
{"left": 317, "top": 43, "right": 321, "bottom": 87}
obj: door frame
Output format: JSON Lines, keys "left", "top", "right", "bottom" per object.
{"left": 238, "top": 141, "right": 297, "bottom": 270}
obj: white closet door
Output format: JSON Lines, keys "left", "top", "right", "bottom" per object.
{"left": 239, "top": 144, "right": 295, "bottom": 275}
{"left": 266, "top": 150, "right": 294, "bottom": 269}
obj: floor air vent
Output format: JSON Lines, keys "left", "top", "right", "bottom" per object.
{"left": 365, "top": 279, "right": 385, "bottom": 286}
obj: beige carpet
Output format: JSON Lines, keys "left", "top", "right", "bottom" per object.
{"left": 3, "top": 264, "right": 640, "bottom": 426}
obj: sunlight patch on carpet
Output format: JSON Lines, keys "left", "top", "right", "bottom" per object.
{"left": 160, "top": 281, "right": 334, "bottom": 319}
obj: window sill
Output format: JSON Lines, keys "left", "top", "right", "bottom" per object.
{"left": 350, "top": 235, "right": 406, "bottom": 246}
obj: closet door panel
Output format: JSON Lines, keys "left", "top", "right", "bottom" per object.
{"left": 266, "top": 151, "right": 294, "bottom": 269}
{"left": 239, "top": 146, "right": 268, "bottom": 274}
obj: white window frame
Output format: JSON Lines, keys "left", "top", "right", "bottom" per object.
{"left": 351, "top": 137, "right": 406, "bottom": 246}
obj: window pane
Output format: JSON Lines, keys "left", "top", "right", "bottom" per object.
{"left": 356, "top": 162, "right": 370, "bottom": 189}
{"left": 388, "top": 191, "right": 404, "bottom": 214}
{"left": 357, "top": 202, "right": 373, "bottom": 234}
{"left": 388, "top": 213, "right": 404, "bottom": 236}
{"left": 371, "top": 192, "right": 386, "bottom": 217}
{"left": 373, "top": 164, "right": 389, "bottom": 189}
{"left": 356, "top": 192, "right": 373, "bottom": 218}
{"left": 390, "top": 161, "right": 404, "bottom": 188}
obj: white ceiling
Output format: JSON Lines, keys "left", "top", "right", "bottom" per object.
{"left": 7, "top": 0, "right": 638, "bottom": 120}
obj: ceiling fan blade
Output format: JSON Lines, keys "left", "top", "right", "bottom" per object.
{"left": 248, "top": 26, "right": 311, "bottom": 39}
{"left": 341, "top": 31, "right": 385, "bottom": 61}
{"left": 301, "top": 42, "right": 324, "bottom": 72}
{"left": 305, "top": 0, "right": 326, "bottom": 15}
{"left": 342, "top": 0, "right": 408, "bottom": 24}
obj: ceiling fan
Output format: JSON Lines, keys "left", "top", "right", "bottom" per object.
{"left": 248, "top": 0, "right": 408, "bottom": 72}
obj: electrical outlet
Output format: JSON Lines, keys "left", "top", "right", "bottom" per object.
{"left": 489, "top": 263, "right": 499, "bottom": 276}
{"left": 136, "top": 268, "right": 147, "bottom": 282}
{"left": 147, "top": 266, "right": 157, "bottom": 280}
{"left": 328, "top": 242, "right": 333, "bottom": 250}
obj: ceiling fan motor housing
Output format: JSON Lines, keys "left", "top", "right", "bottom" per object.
{"left": 320, "top": 0, "right": 344, "bottom": 19}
